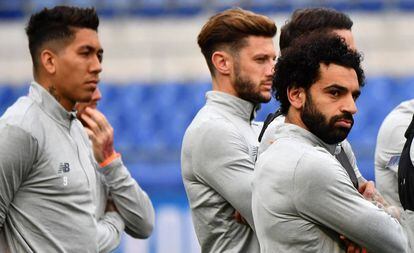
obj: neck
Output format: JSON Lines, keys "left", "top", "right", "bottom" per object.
{"left": 285, "top": 108, "right": 308, "bottom": 131}
{"left": 36, "top": 77, "right": 74, "bottom": 112}
{"left": 211, "top": 75, "right": 238, "bottom": 97}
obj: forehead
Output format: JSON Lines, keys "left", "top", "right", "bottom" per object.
{"left": 332, "top": 29, "right": 355, "bottom": 50}
{"left": 314, "top": 63, "right": 359, "bottom": 91}
{"left": 239, "top": 36, "right": 276, "bottom": 56}
{"left": 67, "top": 28, "right": 102, "bottom": 50}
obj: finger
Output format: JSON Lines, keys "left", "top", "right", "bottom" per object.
{"left": 347, "top": 244, "right": 355, "bottom": 253}
{"left": 81, "top": 113, "right": 100, "bottom": 134}
{"left": 85, "top": 107, "right": 110, "bottom": 131}
{"left": 84, "top": 128, "right": 95, "bottom": 140}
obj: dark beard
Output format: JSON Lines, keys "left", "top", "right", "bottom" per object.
{"left": 233, "top": 62, "right": 271, "bottom": 104}
{"left": 301, "top": 92, "right": 354, "bottom": 144}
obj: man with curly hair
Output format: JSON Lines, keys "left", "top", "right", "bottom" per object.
{"left": 252, "top": 33, "right": 409, "bottom": 252}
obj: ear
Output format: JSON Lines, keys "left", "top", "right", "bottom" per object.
{"left": 287, "top": 86, "right": 306, "bottom": 110}
{"left": 211, "top": 51, "right": 232, "bottom": 75}
{"left": 39, "top": 49, "right": 57, "bottom": 75}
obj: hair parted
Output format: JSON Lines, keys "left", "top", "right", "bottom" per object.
{"left": 25, "top": 5, "right": 99, "bottom": 70}
{"left": 197, "top": 8, "right": 276, "bottom": 75}
{"left": 273, "top": 32, "right": 365, "bottom": 115}
{"left": 280, "top": 7, "right": 352, "bottom": 50}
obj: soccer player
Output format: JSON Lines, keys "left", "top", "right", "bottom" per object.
{"left": 258, "top": 7, "right": 386, "bottom": 206}
{"left": 0, "top": 6, "right": 142, "bottom": 252}
{"left": 181, "top": 8, "right": 276, "bottom": 252}
{"left": 375, "top": 98, "right": 414, "bottom": 207}
{"left": 252, "top": 32, "right": 408, "bottom": 253}
{"left": 75, "top": 87, "right": 155, "bottom": 252}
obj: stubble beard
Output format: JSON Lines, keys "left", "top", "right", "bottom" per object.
{"left": 233, "top": 62, "right": 271, "bottom": 104}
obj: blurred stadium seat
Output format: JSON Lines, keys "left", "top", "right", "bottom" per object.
{"left": 2, "top": 1, "right": 414, "bottom": 252}
{"left": 0, "top": 78, "right": 412, "bottom": 184}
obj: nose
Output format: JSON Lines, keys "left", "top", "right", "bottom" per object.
{"left": 266, "top": 61, "right": 275, "bottom": 77}
{"left": 341, "top": 94, "right": 358, "bottom": 115}
{"left": 90, "top": 56, "right": 102, "bottom": 74}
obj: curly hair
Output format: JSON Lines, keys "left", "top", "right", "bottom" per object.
{"left": 273, "top": 32, "right": 365, "bottom": 115}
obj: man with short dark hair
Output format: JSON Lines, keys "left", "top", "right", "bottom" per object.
{"left": 181, "top": 8, "right": 276, "bottom": 252}
{"left": 252, "top": 33, "right": 408, "bottom": 253}
{"left": 0, "top": 6, "right": 124, "bottom": 252}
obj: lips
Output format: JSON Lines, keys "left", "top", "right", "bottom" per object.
{"left": 335, "top": 119, "right": 353, "bottom": 129}
{"left": 86, "top": 80, "right": 99, "bottom": 85}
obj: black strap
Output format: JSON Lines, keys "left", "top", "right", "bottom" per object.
{"left": 336, "top": 146, "right": 359, "bottom": 190}
{"left": 258, "top": 108, "right": 283, "bottom": 142}
{"left": 398, "top": 113, "right": 414, "bottom": 211}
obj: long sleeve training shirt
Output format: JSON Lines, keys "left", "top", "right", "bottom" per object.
{"left": 375, "top": 99, "right": 414, "bottom": 207}
{"left": 253, "top": 123, "right": 408, "bottom": 253}
{"left": 0, "top": 82, "right": 98, "bottom": 252}
{"left": 181, "top": 91, "right": 261, "bottom": 253}
{"left": 95, "top": 157, "right": 155, "bottom": 252}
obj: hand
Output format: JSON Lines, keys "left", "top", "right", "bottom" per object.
{"left": 358, "top": 181, "right": 389, "bottom": 208}
{"left": 80, "top": 107, "right": 115, "bottom": 164}
{"left": 233, "top": 210, "right": 247, "bottom": 224}
{"left": 358, "top": 181, "right": 375, "bottom": 200}
{"left": 105, "top": 199, "right": 118, "bottom": 212}
{"left": 340, "top": 235, "right": 367, "bottom": 253}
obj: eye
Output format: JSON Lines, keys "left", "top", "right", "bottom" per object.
{"left": 255, "top": 57, "right": 266, "bottom": 63}
{"left": 352, "top": 93, "right": 360, "bottom": 101}
{"left": 330, "top": 90, "right": 340, "bottom": 97}
{"left": 97, "top": 53, "right": 103, "bottom": 63}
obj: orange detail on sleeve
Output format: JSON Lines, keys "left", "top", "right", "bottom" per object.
{"left": 99, "top": 152, "right": 121, "bottom": 168}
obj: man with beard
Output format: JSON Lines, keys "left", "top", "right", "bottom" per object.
{"left": 258, "top": 8, "right": 383, "bottom": 204}
{"left": 181, "top": 8, "right": 276, "bottom": 252}
{"left": 252, "top": 33, "right": 408, "bottom": 252}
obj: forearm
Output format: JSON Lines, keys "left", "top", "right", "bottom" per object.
{"left": 100, "top": 158, "right": 154, "bottom": 238}
{"left": 97, "top": 211, "right": 125, "bottom": 253}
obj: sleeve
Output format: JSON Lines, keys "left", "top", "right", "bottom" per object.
{"left": 97, "top": 211, "right": 125, "bottom": 253}
{"left": 192, "top": 121, "right": 255, "bottom": 228}
{"left": 98, "top": 158, "right": 155, "bottom": 238}
{"left": 0, "top": 124, "right": 37, "bottom": 228}
{"left": 293, "top": 152, "right": 408, "bottom": 253}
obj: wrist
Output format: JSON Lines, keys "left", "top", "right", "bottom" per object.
{"left": 99, "top": 152, "right": 121, "bottom": 168}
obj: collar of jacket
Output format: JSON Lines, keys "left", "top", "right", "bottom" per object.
{"left": 273, "top": 122, "right": 341, "bottom": 156}
{"left": 29, "top": 81, "right": 77, "bottom": 129}
{"left": 205, "top": 90, "right": 260, "bottom": 122}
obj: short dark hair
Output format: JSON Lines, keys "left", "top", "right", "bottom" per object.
{"left": 197, "top": 8, "right": 276, "bottom": 76}
{"left": 273, "top": 32, "right": 365, "bottom": 115}
{"left": 25, "top": 5, "right": 99, "bottom": 71}
{"left": 280, "top": 7, "right": 353, "bottom": 50}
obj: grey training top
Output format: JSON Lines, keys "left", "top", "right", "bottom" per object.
{"left": 259, "top": 114, "right": 364, "bottom": 183}
{"left": 181, "top": 91, "right": 261, "bottom": 253}
{"left": 0, "top": 82, "right": 98, "bottom": 252}
{"left": 95, "top": 157, "right": 155, "bottom": 252}
{"left": 375, "top": 99, "right": 414, "bottom": 207}
{"left": 253, "top": 123, "right": 408, "bottom": 253}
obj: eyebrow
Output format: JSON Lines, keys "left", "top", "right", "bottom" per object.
{"left": 80, "top": 45, "right": 104, "bottom": 54}
{"left": 324, "top": 83, "right": 361, "bottom": 97}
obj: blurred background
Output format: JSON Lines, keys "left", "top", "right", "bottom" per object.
{"left": 1, "top": 0, "right": 414, "bottom": 252}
